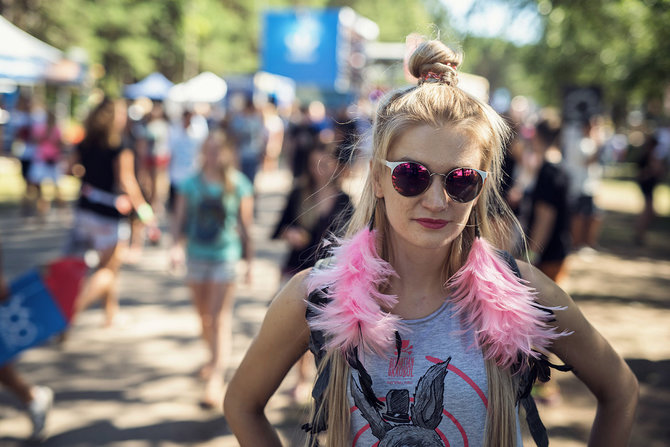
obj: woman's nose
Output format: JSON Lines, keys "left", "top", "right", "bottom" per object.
{"left": 421, "top": 176, "right": 448, "bottom": 210}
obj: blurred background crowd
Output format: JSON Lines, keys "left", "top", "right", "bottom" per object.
{"left": 0, "top": 0, "right": 668, "bottom": 445}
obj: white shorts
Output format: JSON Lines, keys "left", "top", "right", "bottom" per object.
{"left": 65, "top": 209, "right": 123, "bottom": 254}
{"left": 186, "top": 259, "right": 236, "bottom": 283}
{"left": 28, "top": 160, "right": 62, "bottom": 184}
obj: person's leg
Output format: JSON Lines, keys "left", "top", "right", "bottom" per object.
{"left": 0, "top": 363, "right": 32, "bottom": 404}
{"left": 72, "top": 243, "right": 122, "bottom": 326}
{"left": 202, "top": 279, "right": 236, "bottom": 407}
{"left": 35, "top": 182, "right": 50, "bottom": 218}
{"left": 52, "top": 169, "right": 64, "bottom": 208}
{"left": 570, "top": 213, "right": 585, "bottom": 250}
{"left": 586, "top": 214, "right": 603, "bottom": 249}
{"left": 125, "top": 215, "right": 145, "bottom": 264}
{"left": 583, "top": 196, "right": 603, "bottom": 249}
{"left": 101, "top": 244, "right": 124, "bottom": 327}
{"left": 0, "top": 364, "right": 53, "bottom": 439}
{"left": 635, "top": 192, "right": 655, "bottom": 245}
{"left": 208, "top": 281, "right": 236, "bottom": 373}
{"left": 188, "top": 279, "right": 215, "bottom": 376}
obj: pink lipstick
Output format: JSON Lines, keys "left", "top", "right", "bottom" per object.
{"left": 415, "top": 218, "right": 448, "bottom": 229}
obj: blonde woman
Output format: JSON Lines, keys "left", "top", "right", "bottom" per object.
{"left": 225, "top": 40, "right": 638, "bottom": 446}
{"left": 170, "top": 129, "right": 253, "bottom": 409}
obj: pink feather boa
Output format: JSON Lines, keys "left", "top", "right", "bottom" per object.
{"left": 448, "top": 237, "right": 568, "bottom": 370}
{"left": 307, "top": 228, "right": 567, "bottom": 370}
{"left": 306, "top": 228, "right": 403, "bottom": 356}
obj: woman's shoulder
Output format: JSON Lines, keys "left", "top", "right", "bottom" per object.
{"left": 231, "top": 170, "right": 254, "bottom": 194}
{"left": 516, "top": 259, "right": 570, "bottom": 308}
{"left": 272, "top": 268, "right": 312, "bottom": 313}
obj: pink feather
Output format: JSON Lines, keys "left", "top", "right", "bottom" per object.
{"left": 306, "top": 228, "right": 403, "bottom": 356}
{"left": 447, "top": 237, "right": 568, "bottom": 370}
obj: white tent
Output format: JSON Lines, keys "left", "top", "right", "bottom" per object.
{"left": 168, "top": 71, "right": 227, "bottom": 103}
{"left": 0, "top": 15, "right": 62, "bottom": 84}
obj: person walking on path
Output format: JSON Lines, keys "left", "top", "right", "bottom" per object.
{"left": 522, "top": 116, "right": 572, "bottom": 286}
{"left": 28, "top": 109, "right": 65, "bottom": 217}
{"left": 0, "top": 234, "right": 53, "bottom": 441}
{"left": 228, "top": 96, "right": 266, "bottom": 186}
{"left": 271, "top": 142, "right": 354, "bottom": 402}
{"left": 225, "top": 39, "right": 638, "bottom": 446}
{"left": 65, "top": 97, "right": 157, "bottom": 328}
{"left": 167, "top": 109, "right": 208, "bottom": 214}
{"left": 169, "top": 129, "right": 254, "bottom": 409}
{"left": 634, "top": 130, "right": 668, "bottom": 245}
{"left": 564, "top": 119, "right": 604, "bottom": 253}
{"left": 8, "top": 95, "right": 40, "bottom": 217}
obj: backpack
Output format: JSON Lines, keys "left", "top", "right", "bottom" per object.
{"left": 190, "top": 176, "right": 226, "bottom": 244}
{"left": 303, "top": 251, "right": 571, "bottom": 447}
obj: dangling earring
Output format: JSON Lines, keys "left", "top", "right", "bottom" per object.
{"left": 447, "top": 208, "right": 567, "bottom": 371}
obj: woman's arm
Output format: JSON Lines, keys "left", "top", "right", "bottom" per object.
{"left": 224, "top": 269, "right": 312, "bottom": 446}
{"left": 519, "top": 262, "right": 639, "bottom": 446}
{"left": 117, "top": 149, "right": 149, "bottom": 211}
{"left": 117, "top": 149, "right": 156, "bottom": 225}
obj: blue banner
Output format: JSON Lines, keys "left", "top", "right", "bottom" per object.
{"left": 261, "top": 9, "right": 340, "bottom": 89}
{"left": 0, "top": 269, "right": 67, "bottom": 366}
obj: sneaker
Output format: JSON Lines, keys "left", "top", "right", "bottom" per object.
{"left": 27, "top": 386, "right": 54, "bottom": 441}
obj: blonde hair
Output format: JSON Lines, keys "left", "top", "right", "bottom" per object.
{"left": 310, "top": 39, "right": 523, "bottom": 447}
{"left": 200, "top": 128, "right": 235, "bottom": 193}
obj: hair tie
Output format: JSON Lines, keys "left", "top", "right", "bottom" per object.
{"left": 419, "top": 71, "right": 444, "bottom": 84}
{"left": 418, "top": 64, "right": 458, "bottom": 86}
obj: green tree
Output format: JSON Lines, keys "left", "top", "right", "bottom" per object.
{"left": 463, "top": 0, "right": 670, "bottom": 118}
{"left": 0, "top": 0, "right": 456, "bottom": 94}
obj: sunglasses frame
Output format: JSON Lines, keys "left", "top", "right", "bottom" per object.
{"left": 383, "top": 160, "right": 488, "bottom": 202}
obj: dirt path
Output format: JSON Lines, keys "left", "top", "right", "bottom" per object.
{"left": 527, "top": 191, "right": 670, "bottom": 446}
{"left": 0, "top": 157, "right": 668, "bottom": 446}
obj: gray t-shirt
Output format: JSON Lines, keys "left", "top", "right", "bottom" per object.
{"left": 347, "top": 299, "right": 523, "bottom": 446}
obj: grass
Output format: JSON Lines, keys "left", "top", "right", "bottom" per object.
{"left": 599, "top": 178, "right": 670, "bottom": 216}
{"left": 0, "top": 156, "right": 80, "bottom": 204}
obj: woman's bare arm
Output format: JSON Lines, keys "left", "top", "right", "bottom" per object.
{"left": 224, "top": 269, "right": 312, "bottom": 446}
{"left": 520, "top": 262, "right": 639, "bottom": 447}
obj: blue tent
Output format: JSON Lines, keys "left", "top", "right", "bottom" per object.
{"left": 123, "top": 72, "right": 173, "bottom": 100}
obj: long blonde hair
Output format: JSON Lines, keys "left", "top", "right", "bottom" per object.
{"left": 311, "top": 39, "right": 523, "bottom": 447}
{"left": 200, "top": 128, "right": 235, "bottom": 194}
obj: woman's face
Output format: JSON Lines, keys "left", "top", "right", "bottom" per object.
{"left": 202, "top": 136, "right": 232, "bottom": 167}
{"left": 375, "top": 124, "right": 484, "bottom": 254}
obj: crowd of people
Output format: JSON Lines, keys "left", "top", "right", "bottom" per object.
{"left": 0, "top": 86, "right": 374, "bottom": 440}
{"left": 0, "top": 42, "right": 667, "bottom": 443}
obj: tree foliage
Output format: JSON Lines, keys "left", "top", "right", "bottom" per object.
{"left": 2, "top": 0, "right": 667, "bottom": 117}
{"left": 0, "top": 0, "right": 444, "bottom": 93}
{"left": 463, "top": 0, "right": 670, "bottom": 115}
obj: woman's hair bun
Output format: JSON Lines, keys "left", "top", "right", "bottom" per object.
{"left": 408, "top": 40, "right": 462, "bottom": 86}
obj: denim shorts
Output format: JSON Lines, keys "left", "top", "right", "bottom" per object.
{"left": 186, "top": 258, "right": 236, "bottom": 283}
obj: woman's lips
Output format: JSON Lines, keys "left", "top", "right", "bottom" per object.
{"left": 415, "top": 218, "right": 448, "bottom": 229}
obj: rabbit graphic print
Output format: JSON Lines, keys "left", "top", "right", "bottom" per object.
{"left": 347, "top": 300, "right": 523, "bottom": 446}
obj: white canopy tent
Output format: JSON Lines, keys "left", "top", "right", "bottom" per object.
{"left": 0, "top": 15, "right": 63, "bottom": 84}
{"left": 168, "top": 71, "right": 227, "bottom": 104}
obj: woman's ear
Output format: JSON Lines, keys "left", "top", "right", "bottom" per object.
{"left": 371, "top": 161, "right": 384, "bottom": 199}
